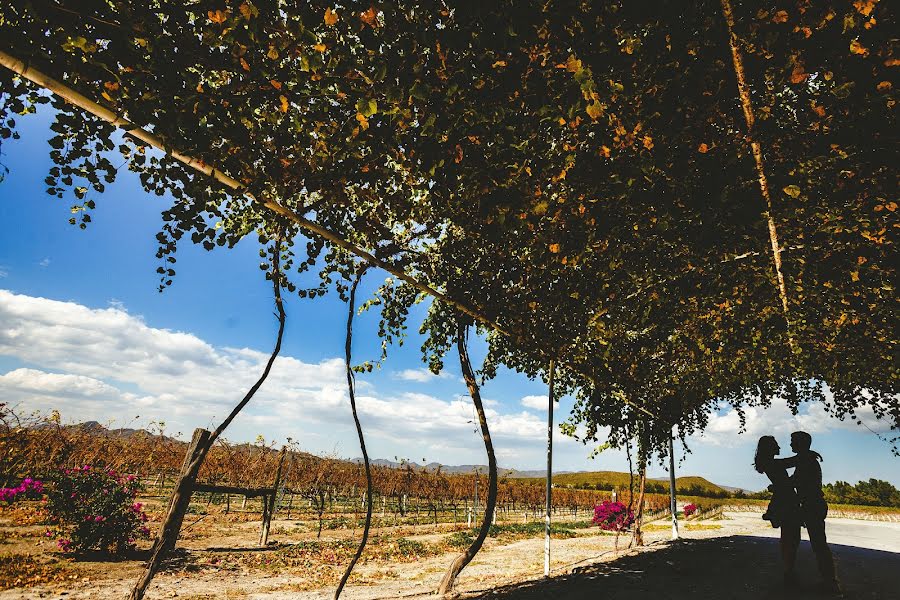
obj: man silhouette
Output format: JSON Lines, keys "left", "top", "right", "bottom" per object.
{"left": 785, "top": 430, "right": 839, "bottom": 593}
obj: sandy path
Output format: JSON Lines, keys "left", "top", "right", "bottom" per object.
{"left": 2, "top": 512, "right": 897, "bottom": 599}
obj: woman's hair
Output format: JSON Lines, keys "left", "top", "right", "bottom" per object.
{"left": 754, "top": 435, "right": 778, "bottom": 473}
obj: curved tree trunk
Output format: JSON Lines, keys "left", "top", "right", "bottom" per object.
{"left": 334, "top": 267, "right": 372, "bottom": 600}
{"left": 437, "top": 322, "right": 498, "bottom": 595}
{"left": 129, "top": 239, "right": 287, "bottom": 600}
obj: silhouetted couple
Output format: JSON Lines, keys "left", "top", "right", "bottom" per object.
{"left": 754, "top": 431, "right": 839, "bottom": 593}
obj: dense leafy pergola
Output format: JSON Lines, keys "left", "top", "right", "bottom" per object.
{"left": 1, "top": 0, "right": 896, "bottom": 596}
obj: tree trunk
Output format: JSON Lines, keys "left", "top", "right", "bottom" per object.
{"left": 437, "top": 323, "right": 498, "bottom": 596}
{"left": 334, "top": 268, "right": 373, "bottom": 600}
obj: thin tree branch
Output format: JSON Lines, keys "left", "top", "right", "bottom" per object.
{"left": 334, "top": 265, "right": 373, "bottom": 600}
{"left": 719, "top": 0, "right": 795, "bottom": 348}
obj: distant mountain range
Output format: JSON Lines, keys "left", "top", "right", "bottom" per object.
{"left": 363, "top": 458, "right": 575, "bottom": 479}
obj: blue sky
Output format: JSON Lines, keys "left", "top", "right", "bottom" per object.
{"left": 0, "top": 109, "right": 896, "bottom": 491}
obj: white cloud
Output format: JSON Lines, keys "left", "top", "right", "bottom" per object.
{"left": 39, "top": 258, "right": 50, "bottom": 268}
{"left": 0, "top": 266, "right": 7, "bottom": 278}
{"left": 0, "top": 290, "right": 556, "bottom": 465}
{"left": 691, "top": 398, "right": 891, "bottom": 448}
{"left": 521, "top": 394, "right": 549, "bottom": 410}
{"left": 393, "top": 367, "right": 451, "bottom": 383}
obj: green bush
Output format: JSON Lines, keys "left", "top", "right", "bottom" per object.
{"left": 45, "top": 466, "right": 150, "bottom": 555}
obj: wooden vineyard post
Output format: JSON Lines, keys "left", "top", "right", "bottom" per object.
{"left": 130, "top": 428, "right": 210, "bottom": 600}
{"left": 259, "top": 446, "right": 287, "bottom": 546}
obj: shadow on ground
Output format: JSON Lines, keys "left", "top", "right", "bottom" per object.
{"left": 464, "top": 536, "right": 900, "bottom": 600}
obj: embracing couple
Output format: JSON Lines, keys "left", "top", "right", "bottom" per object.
{"left": 754, "top": 431, "right": 839, "bottom": 593}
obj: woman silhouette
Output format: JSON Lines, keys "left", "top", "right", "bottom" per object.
{"left": 754, "top": 435, "right": 802, "bottom": 586}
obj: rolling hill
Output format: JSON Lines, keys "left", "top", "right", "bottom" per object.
{"left": 550, "top": 471, "right": 729, "bottom": 495}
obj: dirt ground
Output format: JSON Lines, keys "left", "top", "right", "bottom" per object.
{"left": 1, "top": 508, "right": 898, "bottom": 599}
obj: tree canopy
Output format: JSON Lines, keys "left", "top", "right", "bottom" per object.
{"left": 0, "top": 0, "right": 896, "bottom": 456}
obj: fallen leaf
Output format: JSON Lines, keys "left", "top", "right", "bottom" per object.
{"left": 772, "top": 10, "right": 789, "bottom": 23}
{"left": 549, "top": 243, "right": 560, "bottom": 253}
{"left": 279, "top": 95, "right": 288, "bottom": 113}
{"left": 876, "top": 81, "right": 892, "bottom": 92}
{"left": 324, "top": 7, "right": 338, "bottom": 26}
{"left": 697, "top": 143, "right": 709, "bottom": 153}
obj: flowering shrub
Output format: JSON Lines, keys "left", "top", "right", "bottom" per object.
{"left": 683, "top": 503, "right": 698, "bottom": 517}
{"left": 592, "top": 500, "right": 635, "bottom": 532}
{"left": 44, "top": 466, "right": 150, "bottom": 556}
{"left": 0, "top": 477, "right": 44, "bottom": 503}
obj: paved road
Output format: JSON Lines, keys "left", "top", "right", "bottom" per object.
{"left": 466, "top": 513, "right": 900, "bottom": 600}
{"left": 725, "top": 512, "right": 900, "bottom": 553}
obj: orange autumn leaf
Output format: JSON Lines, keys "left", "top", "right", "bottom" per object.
{"left": 239, "top": 57, "right": 250, "bottom": 71}
{"left": 279, "top": 95, "right": 288, "bottom": 113}
{"left": 454, "top": 144, "right": 463, "bottom": 164}
{"left": 772, "top": 10, "right": 789, "bottom": 23}
{"left": 642, "top": 135, "right": 654, "bottom": 150}
{"left": 238, "top": 2, "right": 255, "bottom": 20}
{"left": 850, "top": 39, "right": 870, "bottom": 57}
{"left": 853, "top": 0, "right": 878, "bottom": 17}
{"left": 324, "top": 7, "right": 338, "bottom": 26}
{"left": 876, "top": 81, "right": 892, "bottom": 92}
{"left": 549, "top": 243, "right": 560, "bottom": 254}
{"left": 208, "top": 10, "right": 227, "bottom": 24}
{"left": 697, "top": 143, "right": 709, "bottom": 153}
{"left": 360, "top": 7, "right": 379, "bottom": 28}
{"left": 270, "top": 80, "right": 282, "bottom": 90}
{"left": 565, "top": 55, "right": 582, "bottom": 73}
{"left": 790, "top": 63, "right": 808, "bottom": 84}
{"left": 586, "top": 100, "right": 603, "bottom": 120}
{"left": 812, "top": 104, "right": 826, "bottom": 117}
{"left": 313, "top": 43, "right": 326, "bottom": 53}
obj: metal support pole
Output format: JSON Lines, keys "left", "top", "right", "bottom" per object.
{"left": 544, "top": 360, "right": 556, "bottom": 577}
{"left": 669, "top": 430, "right": 679, "bottom": 540}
